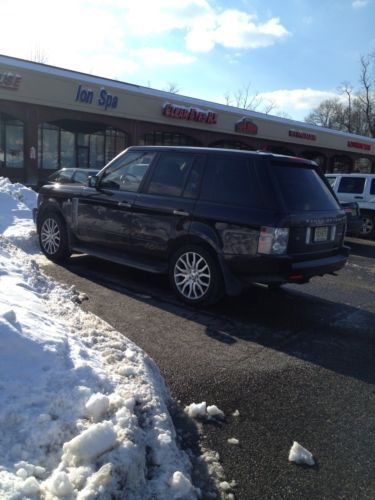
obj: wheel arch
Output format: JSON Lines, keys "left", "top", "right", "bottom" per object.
{"left": 168, "top": 234, "right": 242, "bottom": 297}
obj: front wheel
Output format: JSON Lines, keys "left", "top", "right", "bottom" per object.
{"left": 359, "top": 212, "right": 375, "bottom": 239}
{"left": 39, "top": 212, "right": 71, "bottom": 262}
{"left": 169, "top": 245, "right": 223, "bottom": 307}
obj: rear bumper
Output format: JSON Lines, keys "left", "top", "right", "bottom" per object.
{"left": 223, "top": 246, "right": 350, "bottom": 288}
{"left": 289, "top": 246, "right": 349, "bottom": 279}
{"left": 32, "top": 208, "right": 38, "bottom": 224}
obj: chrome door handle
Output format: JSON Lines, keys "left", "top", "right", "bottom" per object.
{"left": 118, "top": 201, "right": 132, "bottom": 208}
{"left": 173, "top": 209, "right": 189, "bottom": 216}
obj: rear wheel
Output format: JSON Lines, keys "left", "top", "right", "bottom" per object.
{"left": 169, "top": 245, "right": 223, "bottom": 306}
{"left": 359, "top": 212, "right": 375, "bottom": 239}
{"left": 39, "top": 212, "right": 71, "bottom": 262}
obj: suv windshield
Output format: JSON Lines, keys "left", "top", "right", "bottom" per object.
{"left": 271, "top": 162, "right": 339, "bottom": 211}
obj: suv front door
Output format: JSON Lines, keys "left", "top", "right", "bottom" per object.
{"left": 75, "top": 151, "right": 155, "bottom": 251}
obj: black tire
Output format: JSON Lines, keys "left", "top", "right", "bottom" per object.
{"left": 359, "top": 212, "right": 375, "bottom": 239}
{"left": 38, "top": 211, "right": 71, "bottom": 262}
{"left": 169, "top": 245, "right": 224, "bottom": 307}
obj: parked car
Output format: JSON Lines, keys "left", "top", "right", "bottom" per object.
{"left": 339, "top": 201, "right": 362, "bottom": 236}
{"left": 326, "top": 173, "right": 375, "bottom": 238}
{"left": 47, "top": 168, "right": 100, "bottom": 185}
{"left": 35, "top": 147, "right": 349, "bottom": 306}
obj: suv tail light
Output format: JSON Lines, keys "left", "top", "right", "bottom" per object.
{"left": 258, "top": 227, "right": 289, "bottom": 255}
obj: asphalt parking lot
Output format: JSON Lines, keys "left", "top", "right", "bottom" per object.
{"left": 41, "top": 237, "right": 375, "bottom": 499}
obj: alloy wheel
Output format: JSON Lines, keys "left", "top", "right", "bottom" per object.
{"left": 361, "top": 216, "right": 374, "bottom": 236}
{"left": 40, "top": 217, "right": 61, "bottom": 255}
{"left": 174, "top": 251, "right": 211, "bottom": 301}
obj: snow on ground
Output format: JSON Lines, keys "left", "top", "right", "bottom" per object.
{"left": 0, "top": 177, "right": 198, "bottom": 499}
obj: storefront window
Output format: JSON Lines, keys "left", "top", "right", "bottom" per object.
{"left": 0, "top": 114, "right": 24, "bottom": 169}
{"left": 209, "top": 140, "right": 254, "bottom": 150}
{"left": 142, "top": 131, "right": 201, "bottom": 147}
{"left": 329, "top": 155, "right": 353, "bottom": 173}
{"left": 353, "top": 157, "right": 372, "bottom": 173}
{"left": 38, "top": 123, "right": 127, "bottom": 170}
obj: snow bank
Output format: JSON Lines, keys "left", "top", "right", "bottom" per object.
{"left": 0, "top": 176, "right": 197, "bottom": 498}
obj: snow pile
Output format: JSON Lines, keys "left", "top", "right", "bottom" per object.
{"left": 0, "top": 177, "right": 197, "bottom": 499}
{"left": 288, "top": 441, "right": 315, "bottom": 466}
{"left": 0, "top": 177, "right": 39, "bottom": 254}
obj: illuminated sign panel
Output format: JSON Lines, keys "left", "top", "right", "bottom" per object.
{"left": 235, "top": 119, "right": 258, "bottom": 135}
{"left": 289, "top": 129, "right": 316, "bottom": 141}
{"left": 162, "top": 103, "right": 217, "bottom": 124}
{"left": 0, "top": 71, "right": 22, "bottom": 90}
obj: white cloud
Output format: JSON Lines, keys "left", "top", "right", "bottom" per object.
{"left": 258, "top": 88, "right": 338, "bottom": 111}
{"left": 0, "top": 0, "right": 290, "bottom": 80}
{"left": 185, "top": 10, "right": 290, "bottom": 52}
{"left": 134, "top": 48, "right": 196, "bottom": 66}
{"left": 352, "top": 0, "right": 369, "bottom": 8}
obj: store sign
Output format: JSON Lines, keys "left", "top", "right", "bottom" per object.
{"left": 0, "top": 71, "right": 22, "bottom": 90}
{"left": 347, "top": 140, "right": 371, "bottom": 151}
{"left": 235, "top": 118, "right": 258, "bottom": 135}
{"left": 162, "top": 103, "right": 217, "bottom": 124}
{"left": 75, "top": 84, "right": 118, "bottom": 110}
{"left": 289, "top": 129, "right": 316, "bottom": 141}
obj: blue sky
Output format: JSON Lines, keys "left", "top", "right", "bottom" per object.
{"left": 1, "top": 0, "right": 374, "bottom": 120}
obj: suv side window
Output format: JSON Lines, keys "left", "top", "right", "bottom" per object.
{"left": 200, "top": 155, "right": 265, "bottom": 208}
{"left": 338, "top": 177, "right": 365, "bottom": 194}
{"left": 100, "top": 152, "right": 155, "bottom": 191}
{"left": 147, "top": 153, "right": 193, "bottom": 197}
{"left": 371, "top": 179, "right": 375, "bottom": 195}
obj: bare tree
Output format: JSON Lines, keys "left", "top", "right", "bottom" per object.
{"left": 305, "top": 52, "right": 375, "bottom": 138}
{"left": 305, "top": 98, "right": 345, "bottom": 129}
{"left": 358, "top": 53, "right": 375, "bottom": 137}
{"left": 163, "top": 82, "right": 181, "bottom": 94}
{"left": 30, "top": 46, "right": 48, "bottom": 64}
{"left": 224, "top": 82, "right": 277, "bottom": 114}
{"left": 338, "top": 81, "right": 354, "bottom": 133}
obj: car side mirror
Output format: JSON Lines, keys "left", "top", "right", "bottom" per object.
{"left": 88, "top": 175, "right": 99, "bottom": 188}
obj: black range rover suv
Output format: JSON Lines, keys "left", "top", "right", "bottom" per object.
{"left": 36, "top": 146, "right": 349, "bottom": 306}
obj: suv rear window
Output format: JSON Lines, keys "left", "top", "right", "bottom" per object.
{"left": 338, "top": 177, "right": 365, "bottom": 194}
{"left": 271, "top": 162, "right": 339, "bottom": 211}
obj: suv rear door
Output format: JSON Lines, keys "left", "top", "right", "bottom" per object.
{"left": 130, "top": 152, "right": 205, "bottom": 259}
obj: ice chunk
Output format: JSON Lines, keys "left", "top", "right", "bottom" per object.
{"left": 207, "top": 405, "right": 224, "bottom": 418}
{"left": 20, "top": 477, "right": 40, "bottom": 496}
{"left": 169, "top": 471, "right": 193, "bottom": 496}
{"left": 227, "top": 438, "right": 239, "bottom": 445}
{"left": 85, "top": 393, "right": 110, "bottom": 422}
{"left": 288, "top": 441, "right": 315, "bottom": 466}
{"left": 63, "top": 421, "right": 117, "bottom": 466}
{"left": 45, "top": 471, "right": 73, "bottom": 496}
{"left": 184, "top": 401, "right": 207, "bottom": 418}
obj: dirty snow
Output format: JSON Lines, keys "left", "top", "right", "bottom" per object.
{"left": 0, "top": 177, "right": 197, "bottom": 498}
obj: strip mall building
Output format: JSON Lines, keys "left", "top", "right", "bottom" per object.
{"left": 1, "top": 54, "right": 375, "bottom": 187}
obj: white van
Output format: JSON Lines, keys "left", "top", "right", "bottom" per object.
{"left": 326, "top": 173, "right": 375, "bottom": 238}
